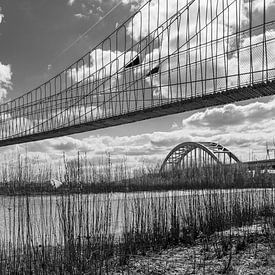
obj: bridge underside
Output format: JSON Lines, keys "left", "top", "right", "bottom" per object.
{"left": 1, "top": 80, "right": 275, "bottom": 147}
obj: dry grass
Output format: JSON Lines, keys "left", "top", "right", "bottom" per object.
{"left": 0, "top": 152, "right": 274, "bottom": 195}
{"left": 0, "top": 153, "right": 274, "bottom": 273}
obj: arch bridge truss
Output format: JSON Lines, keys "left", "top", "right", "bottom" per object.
{"left": 160, "top": 142, "right": 240, "bottom": 172}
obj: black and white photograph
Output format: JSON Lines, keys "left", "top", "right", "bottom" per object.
{"left": 0, "top": 0, "right": 275, "bottom": 273}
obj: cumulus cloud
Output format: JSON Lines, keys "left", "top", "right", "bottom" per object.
{"left": 69, "top": 48, "right": 139, "bottom": 116}
{"left": 96, "top": 6, "right": 103, "bottom": 14}
{"left": 119, "top": 0, "right": 275, "bottom": 101}
{"left": 68, "top": 0, "right": 139, "bottom": 19}
{"left": 183, "top": 97, "right": 275, "bottom": 129}
{"left": 76, "top": 97, "right": 275, "bottom": 163}
{"left": 74, "top": 13, "right": 89, "bottom": 19}
{"left": 68, "top": 0, "right": 75, "bottom": 6}
{"left": 30, "top": 136, "right": 91, "bottom": 153}
{"left": 52, "top": 105, "right": 103, "bottom": 127}
{"left": 3, "top": 95, "right": 275, "bottom": 166}
{"left": 0, "top": 63, "right": 12, "bottom": 100}
{"left": 2, "top": 0, "right": 275, "bottom": 166}
{"left": 0, "top": 7, "right": 3, "bottom": 23}
{"left": 68, "top": 0, "right": 275, "bottom": 114}
{"left": 0, "top": 8, "right": 12, "bottom": 101}
{"left": 251, "top": 0, "right": 275, "bottom": 12}
{"left": 71, "top": 48, "right": 138, "bottom": 83}
{"left": 0, "top": 63, "right": 12, "bottom": 86}
{"left": 178, "top": 96, "right": 275, "bottom": 160}
{"left": 121, "top": 0, "right": 140, "bottom": 4}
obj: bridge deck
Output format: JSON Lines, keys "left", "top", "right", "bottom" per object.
{"left": 244, "top": 159, "right": 275, "bottom": 169}
{"left": 1, "top": 80, "right": 274, "bottom": 147}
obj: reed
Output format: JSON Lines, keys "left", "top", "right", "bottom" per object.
{"left": 0, "top": 188, "right": 274, "bottom": 273}
{"left": 0, "top": 153, "right": 274, "bottom": 273}
{"left": 0, "top": 152, "right": 274, "bottom": 195}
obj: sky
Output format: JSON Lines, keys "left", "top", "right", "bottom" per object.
{"left": 0, "top": 0, "right": 275, "bottom": 168}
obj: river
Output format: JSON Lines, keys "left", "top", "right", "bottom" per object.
{"left": 0, "top": 188, "right": 274, "bottom": 246}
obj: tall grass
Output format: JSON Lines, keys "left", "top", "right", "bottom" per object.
{"left": 0, "top": 187, "right": 274, "bottom": 273}
{"left": 0, "top": 153, "right": 274, "bottom": 273}
{"left": 0, "top": 152, "right": 274, "bottom": 195}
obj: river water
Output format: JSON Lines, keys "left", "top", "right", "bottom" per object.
{"left": 0, "top": 188, "right": 274, "bottom": 246}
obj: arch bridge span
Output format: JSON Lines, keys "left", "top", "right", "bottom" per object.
{"left": 160, "top": 142, "right": 240, "bottom": 173}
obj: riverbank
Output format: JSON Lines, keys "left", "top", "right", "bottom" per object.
{"left": 115, "top": 224, "right": 275, "bottom": 274}
{"left": 1, "top": 165, "right": 275, "bottom": 196}
{"left": 1, "top": 222, "right": 273, "bottom": 274}
{"left": 0, "top": 188, "right": 274, "bottom": 273}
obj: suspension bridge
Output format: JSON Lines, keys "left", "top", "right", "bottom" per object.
{"left": 0, "top": 0, "right": 275, "bottom": 147}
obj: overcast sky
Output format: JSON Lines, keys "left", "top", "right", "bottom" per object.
{"left": 0, "top": 0, "right": 275, "bottom": 167}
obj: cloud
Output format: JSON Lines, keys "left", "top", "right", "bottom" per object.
{"left": 46, "top": 137, "right": 89, "bottom": 152}
{"left": 0, "top": 7, "right": 3, "bottom": 23}
{"left": 183, "top": 97, "right": 275, "bottom": 129}
{"left": 2, "top": 0, "right": 275, "bottom": 167}
{"left": 0, "top": 8, "right": 12, "bottom": 101}
{"left": 74, "top": 13, "right": 89, "bottom": 19}
{"left": 120, "top": 0, "right": 275, "bottom": 101}
{"left": 96, "top": 6, "right": 103, "bottom": 14}
{"left": 250, "top": 0, "right": 275, "bottom": 12}
{"left": 51, "top": 105, "right": 103, "bottom": 127}
{"left": 0, "top": 103, "right": 103, "bottom": 140}
{"left": 171, "top": 122, "right": 180, "bottom": 130}
{"left": 3, "top": 95, "right": 275, "bottom": 166}
{"left": 4, "top": 93, "right": 275, "bottom": 166}
{"left": 68, "top": 0, "right": 75, "bottom": 6}
{"left": 178, "top": 96, "right": 275, "bottom": 160}
{"left": 121, "top": 0, "right": 140, "bottom": 4}
{"left": 82, "top": 96, "right": 275, "bottom": 163}
{"left": 71, "top": 48, "right": 137, "bottom": 82}
{"left": 0, "top": 63, "right": 12, "bottom": 87}
{"left": 67, "top": 0, "right": 137, "bottom": 19}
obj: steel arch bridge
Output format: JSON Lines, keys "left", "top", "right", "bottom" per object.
{"left": 1, "top": 0, "right": 275, "bottom": 147}
{"left": 160, "top": 142, "right": 240, "bottom": 172}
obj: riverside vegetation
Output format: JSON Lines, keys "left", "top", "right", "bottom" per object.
{"left": 0, "top": 152, "right": 274, "bottom": 195}
{"left": 0, "top": 152, "right": 274, "bottom": 274}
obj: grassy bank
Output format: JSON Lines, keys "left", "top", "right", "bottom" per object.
{"left": 0, "top": 187, "right": 274, "bottom": 273}
{"left": 0, "top": 153, "right": 274, "bottom": 273}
